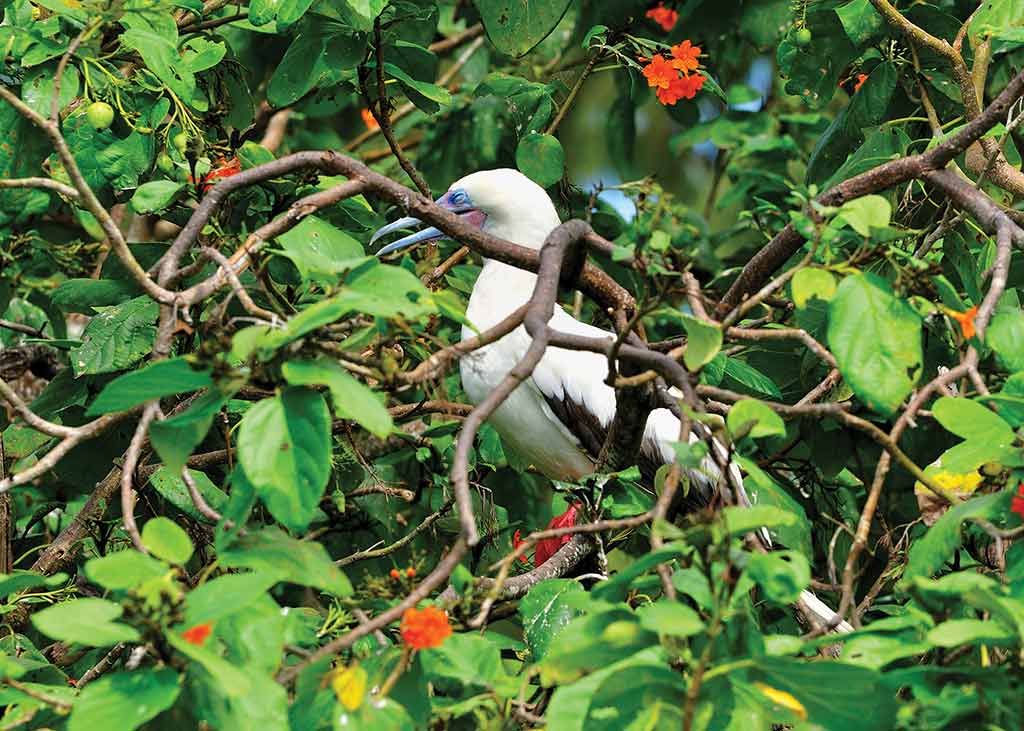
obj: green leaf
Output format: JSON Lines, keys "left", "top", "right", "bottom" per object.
{"left": 166, "top": 630, "right": 252, "bottom": 697}
{"left": 130, "top": 180, "right": 185, "bottom": 214}
{"left": 791, "top": 268, "right": 836, "bottom": 308}
{"left": 515, "top": 133, "right": 564, "bottom": 187}
{"left": 827, "top": 273, "right": 921, "bottom": 415}
{"left": 237, "top": 388, "right": 332, "bottom": 533}
{"left": 68, "top": 669, "right": 181, "bottom": 731}
{"left": 750, "top": 658, "right": 896, "bottom": 731}
{"left": 904, "top": 492, "right": 1008, "bottom": 580}
{"left": 220, "top": 527, "right": 353, "bottom": 596}
{"left": 85, "top": 550, "right": 168, "bottom": 590}
{"left": 32, "top": 598, "right": 141, "bottom": 646}
{"left": 150, "top": 390, "right": 232, "bottom": 474}
{"left": 283, "top": 358, "right": 392, "bottom": 438}
{"left": 519, "top": 579, "right": 588, "bottom": 662}
{"left": 185, "top": 572, "right": 281, "bottom": 625}
{"left": 718, "top": 505, "right": 797, "bottom": 539}
{"left": 926, "top": 618, "right": 1017, "bottom": 648}
{"left": 727, "top": 399, "right": 786, "bottom": 439}
{"left": 680, "top": 314, "right": 722, "bottom": 371}
{"left": 148, "top": 467, "right": 228, "bottom": 523}
{"left": 69, "top": 296, "right": 159, "bottom": 376}
{"left": 837, "top": 195, "right": 892, "bottom": 236}
{"left": 249, "top": 0, "right": 283, "bottom": 25}
{"left": 421, "top": 632, "right": 504, "bottom": 689}
{"left": 383, "top": 62, "right": 452, "bottom": 112}
{"left": 142, "top": 517, "right": 194, "bottom": 564}
{"left": 476, "top": 0, "right": 573, "bottom": 57}
{"left": 339, "top": 0, "right": 387, "bottom": 31}
{"left": 745, "top": 551, "right": 810, "bottom": 604}
{"left": 87, "top": 357, "right": 213, "bottom": 415}
{"left": 932, "top": 397, "right": 1015, "bottom": 445}
{"left": 836, "top": 0, "right": 884, "bottom": 45}
{"left": 636, "top": 600, "right": 705, "bottom": 638}
{"left": 274, "top": 216, "right": 365, "bottom": 283}
{"left": 266, "top": 22, "right": 366, "bottom": 108}
{"left": 987, "top": 305, "right": 1024, "bottom": 371}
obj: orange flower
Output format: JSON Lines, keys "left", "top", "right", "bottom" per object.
{"left": 400, "top": 605, "right": 452, "bottom": 649}
{"left": 951, "top": 305, "right": 978, "bottom": 339}
{"left": 642, "top": 55, "right": 677, "bottom": 90}
{"left": 646, "top": 4, "right": 679, "bottom": 32}
{"left": 389, "top": 568, "right": 401, "bottom": 580}
{"left": 360, "top": 108, "right": 379, "bottom": 130}
{"left": 657, "top": 73, "right": 705, "bottom": 105}
{"left": 182, "top": 622, "right": 213, "bottom": 646}
{"left": 669, "top": 40, "right": 701, "bottom": 75}
{"left": 405, "top": 567, "right": 416, "bottom": 578}
{"left": 512, "top": 529, "right": 530, "bottom": 564}
{"left": 853, "top": 73, "right": 869, "bottom": 93}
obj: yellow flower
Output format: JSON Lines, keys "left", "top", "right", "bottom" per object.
{"left": 914, "top": 468, "right": 983, "bottom": 496}
{"left": 331, "top": 665, "right": 367, "bottom": 712}
{"left": 754, "top": 682, "right": 807, "bottom": 720}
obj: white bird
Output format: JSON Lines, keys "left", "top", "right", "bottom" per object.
{"left": 371, "top": 169, "right": 851, "bottom": 632}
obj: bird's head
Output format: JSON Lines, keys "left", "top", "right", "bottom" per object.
{"left": 371, "top": 168, "right": 561, "bottom": 256}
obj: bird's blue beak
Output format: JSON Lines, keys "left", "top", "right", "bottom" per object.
{"left": 371, "top": 193, "right": 485, "bottom": 256}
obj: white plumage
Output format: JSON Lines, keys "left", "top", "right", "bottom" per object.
{"left": 373, "top": 168, "right": 852, "bottom": 633}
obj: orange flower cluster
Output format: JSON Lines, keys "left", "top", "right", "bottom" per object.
{"left": 182, "top": 622, "right": 213, "bottom": 646}
{"left": 951, "top": 305, "right": 978, "bottom": 339}
{"left": 400, "top": 605, "right": 452, "bottom": 649}
{"left": 642, "top": 40, "right": 706, "bottom": 106}
{"left": 646, "top": 3, "right": 678, "bottom": 32}
{"left": 1012, "top": 483, "right": 1024, "bottom": 520}
{"left": 389, "top": 566, "right": 417, "bottom": 579}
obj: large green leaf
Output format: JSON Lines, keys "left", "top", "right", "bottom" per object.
{"left": 142, "top": 517, "right": 194, "bottom": 565}
{"left": 150, "top": 390, "right": 232, "bottom": 474}
{"left": 32, "top": 598, "right": 141, "bottom": 646}
{"left": 237, "top": 389, "right": 332, "bottom": 533}
{"left": 68, "top": 669, "right": 181, "bottom": 731}
{"left": 827, "top": 273, "right": 922, "bottom": 415}
{"left": 85, "top": 550, "right": 168, "bottom": 591}
{"left": 475, "top": 0, "right": 573, "bottom": 57}
{"left": 266, "top": 21, "right": 366, "bottom": 108}
{"left": 220, "top": 527, "right": 353, "bottom": 596}
{"left": 69, "top": 296, "right": 159, "bottom": 376}
{"left": 904, "top": 492, "right": 1008, "bottom": 580}
{"left": 283, "top": 358, "right": 393, "bottom": 438}
{"left": 515, "top": 133, "right": 564, "bottom": 187}
{"left": 274, "top": 216, "right": 365, "bottom": 284}
{"left": 519, "top": 579, "right": 588, "bottom": 662}
{"left": 87, "top": 357, "right": 213, "bottom": 415}
{"left": 148, "top": 467, "right": 229, "bottom": 523}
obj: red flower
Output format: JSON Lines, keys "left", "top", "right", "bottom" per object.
{"left": 853, "top": 73, "right": 869, "bottom": 93}
{"left": 400, "top": 605, "right": 452, "bottom": 649}
{"left": 642, "top": 55, "right": 677, "bottom": 90}
{"left": 389, "top": 568, "right": 401, "bottom": 580}
{"left": 512, "top": 529, "right": 530, "bottom": 564}
{"left": 535, "top": 503, "right": 581, "bottom": 566}
{"left": 360, "top": 108, "right": 379, "bottom": 131}
{"left": 646, "top": 4, "right": 679, "bottom": 32}
{"left": 657, "top": 73, "right": 705, "bottom": 105}
{"left": 1011, "top": 483, "right": 1024, "bottom": 520}
{"left": 669, "top": 40, "right": 701, "bottom": 75}
{"left": 190, "top": 156, "right": 241, "bottom": 193}
{"left": 952, "top": 305, "right": 978, "bottom": 340}
{"left": 182, "top": 622, "right": 213, "bottom": 646}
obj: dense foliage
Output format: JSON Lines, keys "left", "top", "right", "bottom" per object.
{"left": 1, "top": 0, "right": 1024, "bottom": 729}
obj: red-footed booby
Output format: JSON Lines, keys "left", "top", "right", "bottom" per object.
{"left": 372, "top": 169, "right": 851, "bottom": 632}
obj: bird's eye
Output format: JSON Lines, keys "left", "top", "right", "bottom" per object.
{"left": 449, "top": 190, "right": 469, "bottom": 206}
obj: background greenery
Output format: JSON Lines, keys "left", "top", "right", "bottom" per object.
{"left": 0, "top": 0, "right": 1023, "bottom": 729}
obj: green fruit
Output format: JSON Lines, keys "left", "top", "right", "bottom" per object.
{"left": 794, "top": 27, "right": 813, "bottom": 48}
{"left": 85, "top": 101, "right": 114, "bottom": 130}
{"left": 601, "top": 620, "right": 640, "bottom": 646}
{"left": 156, "top": 153, "right": 175, "bottom": 174}
{"left": 172, "top": 131, "right": 189, "bottom": 154}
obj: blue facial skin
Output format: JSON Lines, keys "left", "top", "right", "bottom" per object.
{"left": 370, "top": 189, "right": 482, "bottom": 256}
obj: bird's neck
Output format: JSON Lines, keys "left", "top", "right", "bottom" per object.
{"left": 465, "top": 259, "right": 538, "bottom": 331}
{"left": 463, "top": 215, "right": 560, "bottom": 331}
